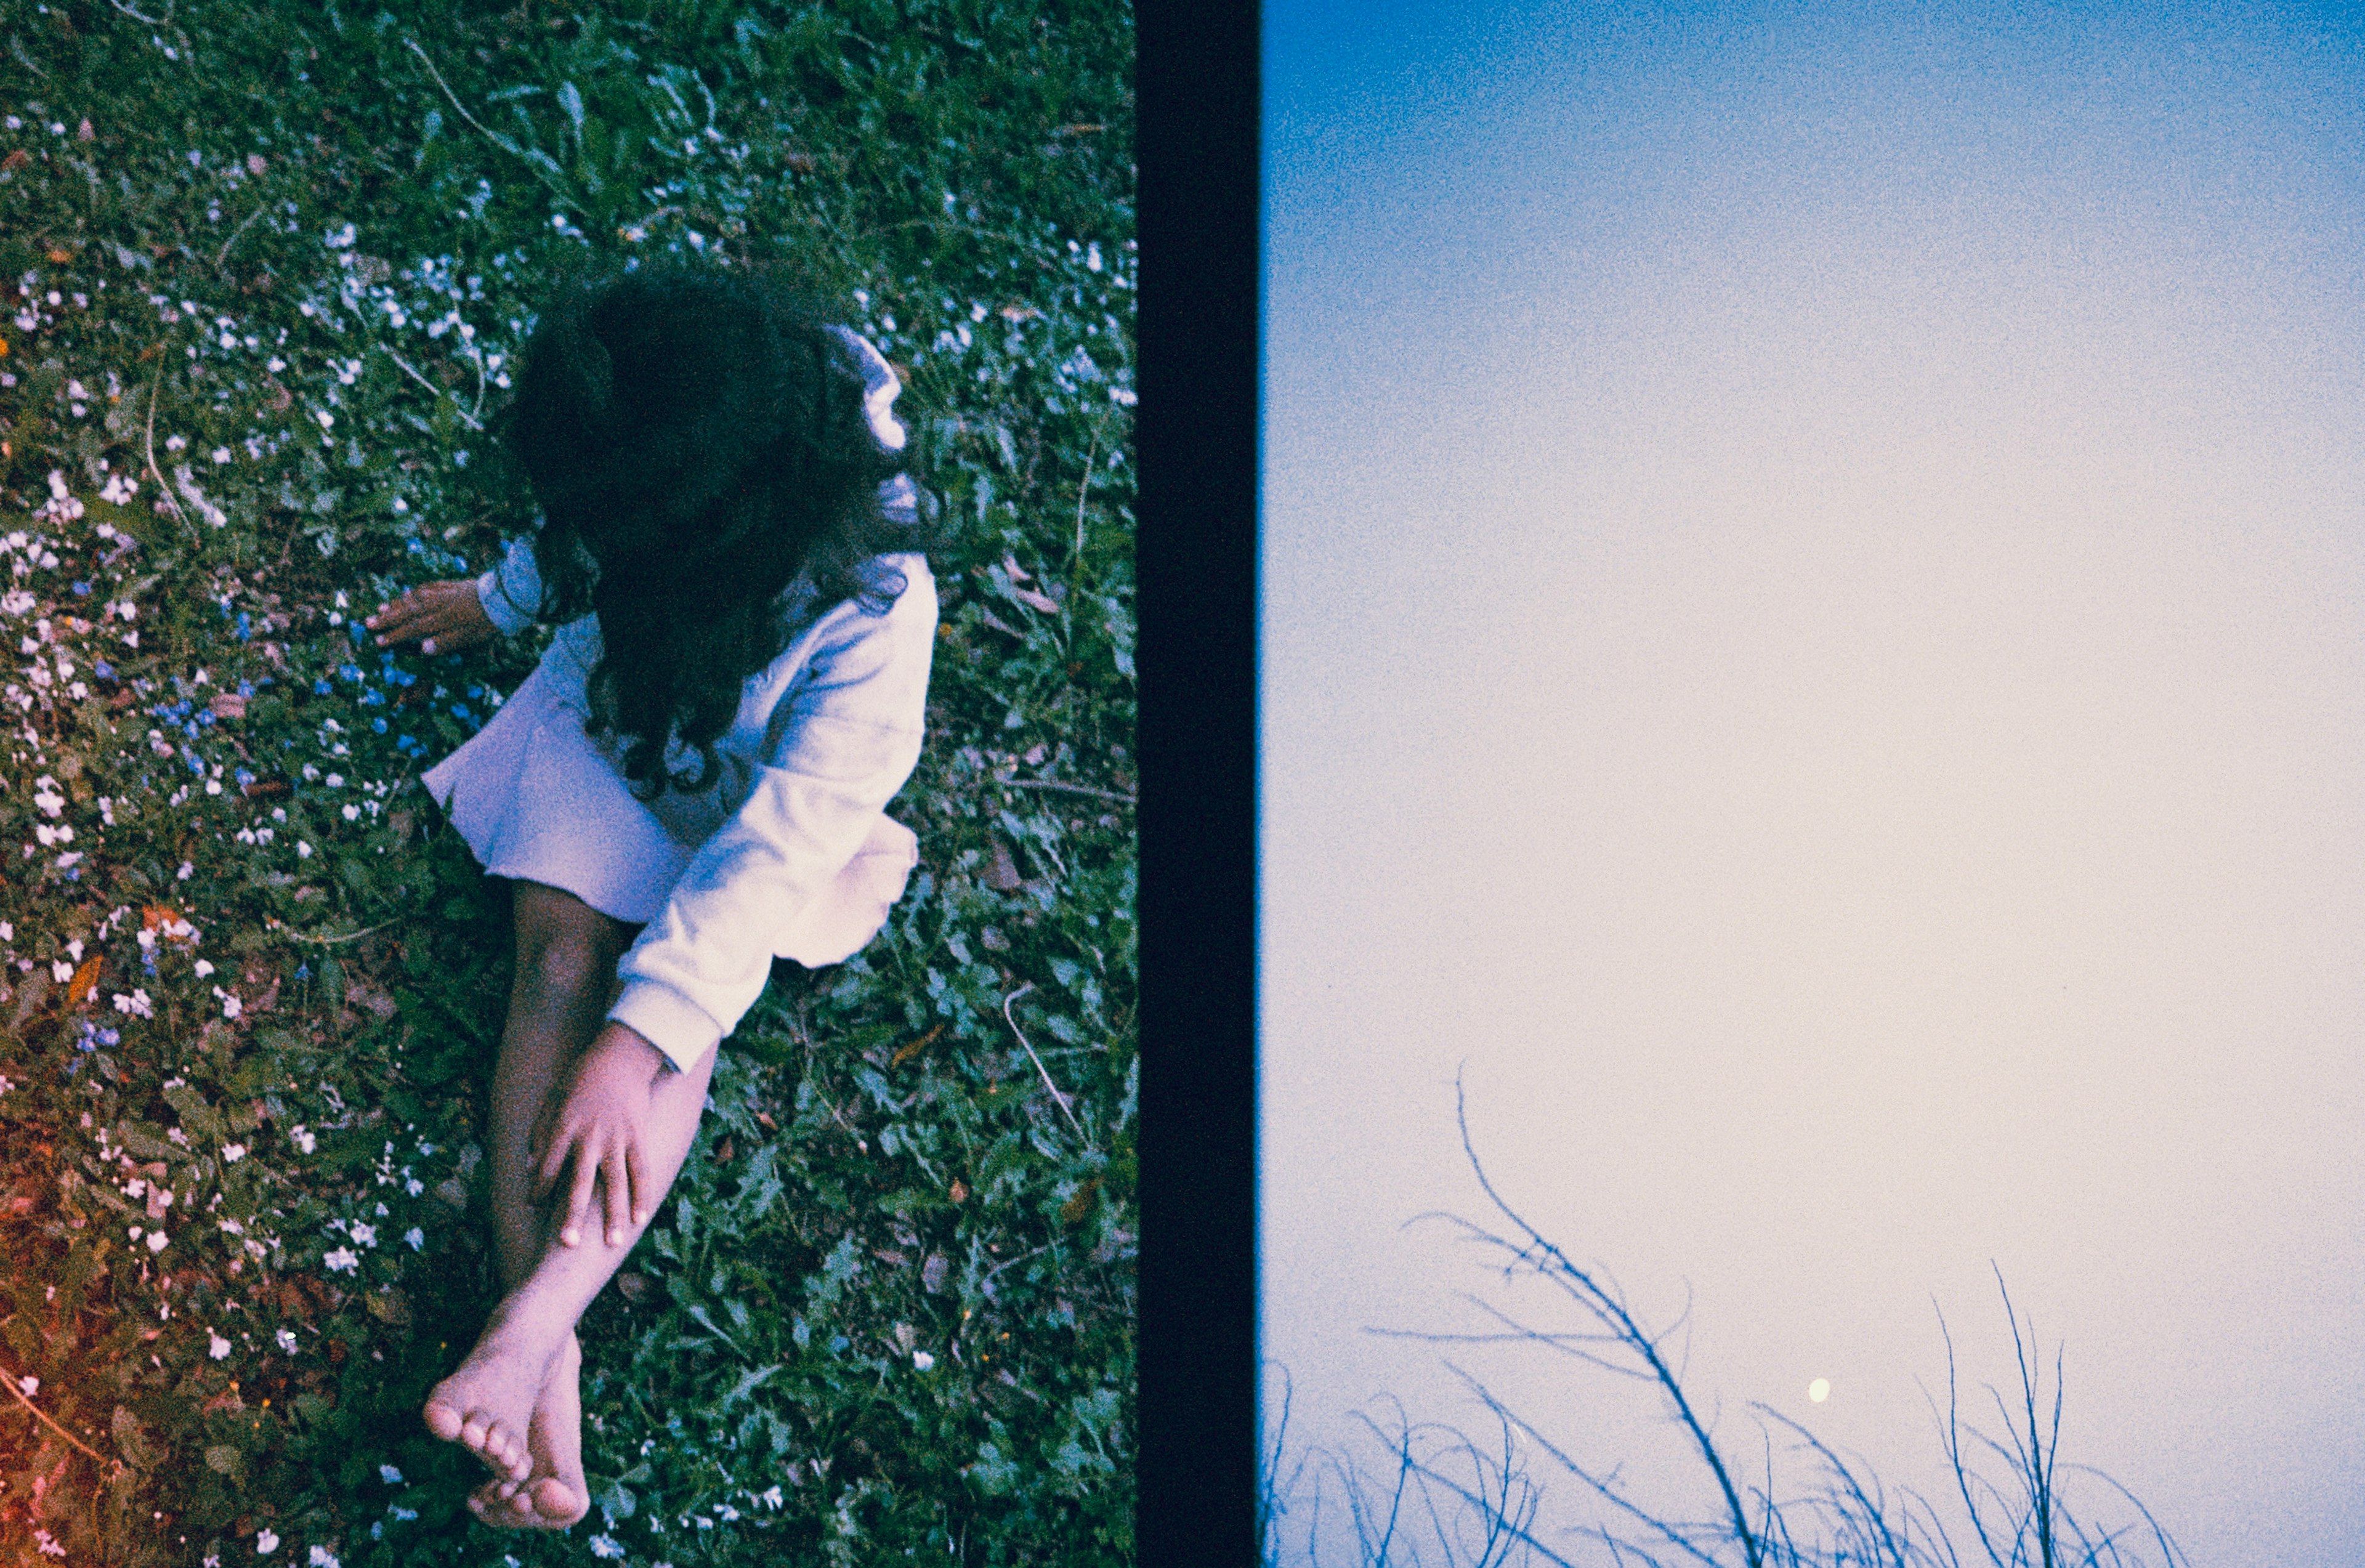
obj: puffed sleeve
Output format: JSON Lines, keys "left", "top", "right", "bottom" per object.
{"left": 473, "top": 533, "right": 544, "bottom": 636}
{"left": 605, "top": 557, "right": 938, "bottom": 1073}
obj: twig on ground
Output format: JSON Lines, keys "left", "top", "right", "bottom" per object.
{"left": 141, "top": 359, "right": 193, "bottom": 539}
{"left": 1000, "top": 777, "right": 1134, "bottom": 806}
{"left": 279, "top": 919, "right": 396, "bottom": 947}
{"left": 379, "top": 346, "right": 483, "bottom": 430}
{"left": 1002, "top": 982, "right": 1085, "bottom": 1140}
{"left": 401, "top": 38, "right": 579, "bottom": 213}
{"left": 213, "top": 200, "right": 270, "bottom": 272}
{"left": 1074, "top": 421, "right": 1100, "bottom": 559}
{"left": 0, "top": 1362, "right": 113, "bottom": 1471}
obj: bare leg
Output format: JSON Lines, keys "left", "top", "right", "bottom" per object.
{"left": 423, "top": 879, "right": 719, "bottom": 1526}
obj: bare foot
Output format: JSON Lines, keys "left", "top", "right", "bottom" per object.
{"left": 468, "top": 1333, "right": 590, "bottom": 1529}
{"left": 422, "top": 1303, "right": 568, "bottom": 1485}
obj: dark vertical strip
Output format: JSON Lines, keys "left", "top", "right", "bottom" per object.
{"left": 1138, "top": 0, "right": 1260, "bottom": 1561}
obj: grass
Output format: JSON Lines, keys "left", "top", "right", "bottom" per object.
{"left": 1257, "top": 1081, "right": 2189, "bottom": 1568}
{"left": 0, "top": 1, "right": 1133, "bottom": 1563}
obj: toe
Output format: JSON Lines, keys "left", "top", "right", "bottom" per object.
{"left": 533, "top": 1478, "right": 583, "bottom": 1526}
{"left": 422, "top": 1397, "right": 463, "bottom": 1441}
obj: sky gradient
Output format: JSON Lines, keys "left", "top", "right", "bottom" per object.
{"left": 1259, "top": 4, "right": 2365, "bottom": 1563}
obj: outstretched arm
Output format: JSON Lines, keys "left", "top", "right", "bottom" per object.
{"left": 365, "top": 533, "right": 543, "bottom": 652}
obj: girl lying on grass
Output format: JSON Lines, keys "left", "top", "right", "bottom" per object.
{"left": 362, "top": 256, "right": 938, "bottom": 1528}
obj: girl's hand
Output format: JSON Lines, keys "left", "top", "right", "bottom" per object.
{"left": 529, "top": 1022, "right": 673, "bottom": 1248}
{"left": 363, "top": 578, "right": 496, "bottom": 656}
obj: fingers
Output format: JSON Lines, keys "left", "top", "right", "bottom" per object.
{"left": 532, "top": 1121, "right": 570, "bottom": 1208}
{"left": 561, "top": 1138, "right": 600, "bottom": 1248}
{"left": 626, "top": 1141, "right": 652, "bottom": 1229}
{"left": 366, "top": 581, "right": 480, "bottom": 648}
{"left": 601, "top": 1144, "right": 631, "bottom": 1248}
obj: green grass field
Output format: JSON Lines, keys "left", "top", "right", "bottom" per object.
{"left": 0, "top": 2, "right": 1133, "bottom": 1562}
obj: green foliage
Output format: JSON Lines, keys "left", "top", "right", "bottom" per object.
{"left": 0, "top": 1, "right": 1132, "bottom": 1562}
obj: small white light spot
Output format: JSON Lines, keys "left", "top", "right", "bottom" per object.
{"left": 1808, "top": 1378, "right": 1831, "bottom": 1404}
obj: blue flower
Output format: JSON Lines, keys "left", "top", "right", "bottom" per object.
{"left": 94, "top": 661, "right": 113, "bottom": 679}
{"left": 236, "top": 769, "right": 256, "bottom": 786}
{"left": 295, "top": 962, "right": 311, "bottom": 980}
{"left": 240, "top": 681, "right": 255, "bottom": 697}
{"left": 450, "top": 705, "right": 474, "bottom": 724}
{"left": 372, "top": 717, "right": 387, "bottom": 734}
{"left": 99, "top": 1027, "right": 118, "bottom": 1047}
{"left": 315, "top": 679, "right": 333, "bottom": 695}
{"left": 72, "top": 580, "right": 91, "bottom": 596}
{"left": 236, "top": 612, "right": 253, "bottom": 641}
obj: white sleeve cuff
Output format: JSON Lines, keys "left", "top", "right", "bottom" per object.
{"left": 608, "top": 979, "right": 724, "bottom": 1075}
{"left": 475, "top": 534, "right": 543, "bottom": 635}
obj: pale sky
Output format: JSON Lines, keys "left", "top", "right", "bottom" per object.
{"left": 1259, "top": 5, "right": 2365, "bottom": 1564}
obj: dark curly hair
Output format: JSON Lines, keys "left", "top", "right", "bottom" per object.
{"left": 484, "top": 254, "right": 938, "bottom": 801}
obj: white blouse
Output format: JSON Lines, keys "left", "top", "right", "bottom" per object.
{"left": 456, "top": 328, "right": 934, "bottom": 1073}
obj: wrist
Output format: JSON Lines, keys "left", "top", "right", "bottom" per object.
{"left": 597, "top": 1020, "right": 673, "bottom": 1081}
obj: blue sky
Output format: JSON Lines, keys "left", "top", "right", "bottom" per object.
{"left": 1260, "top": 6, "right": 2365, "bottom": 1563}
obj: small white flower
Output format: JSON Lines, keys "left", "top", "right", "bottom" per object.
{"left": 350, "top": 1222, "right": 377, "bottom": 1248}
{"left": 589, "top": 1537, "right": 625, "bottom": 1560}
{"left": 147, "top": 1229, "right": 169, "bottom": 1253}
{"left": 325, "top": 772, "right": 344, "bottom": 788}
{"left": 277, "top": 1328, "right": 299, "bottom": 1352}
{"left": 222, "top": 1142, "right": 247, "bottom": 1163}
{"left": 342, "top": 804, "right": 360, "bottom": 822}
{"left": 759, "top": 1484, "right": 784, "bottom": 1509}
{"left": 292, "top": 1126, "right": 317, "bottom": 1154}
{"left": 33, "top": 1526, "right": 65, "bottom": 1557}
{"left": 323, "top": 1246, "right": 360, "bottom": 1274}
{"left": 310, "top": 1545, "right": 339, "bottom": 1567}
{"left": 404, "top": 1226, "right": 425, "bottom": 1250}
{"left": 210, "top": 1331, "right": 232, "bottom": 1359}
{"left": 194, "top": 958, "right": 216, "bottom": 977}
{"left": 296, "top": 841, "right": 313, "bottom": 859}
{"left": 256, "top": 1527, "right": 280, "bottom": 1554}
{"left": 18, "top": 1375, "right": 36, "bottom": 1396}
{"left": 913, "top": 1349, "right": 936, "bottom": 1371}
{"left": 51, "top": 960, "right": 73, "bottom": 983}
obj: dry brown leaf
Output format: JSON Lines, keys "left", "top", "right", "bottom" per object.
{"left": 65, "top": 956, "right": 101, "bottom": 1008}
{"left": 892, "top": 1022, "right": 946, "bottom": 1069}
